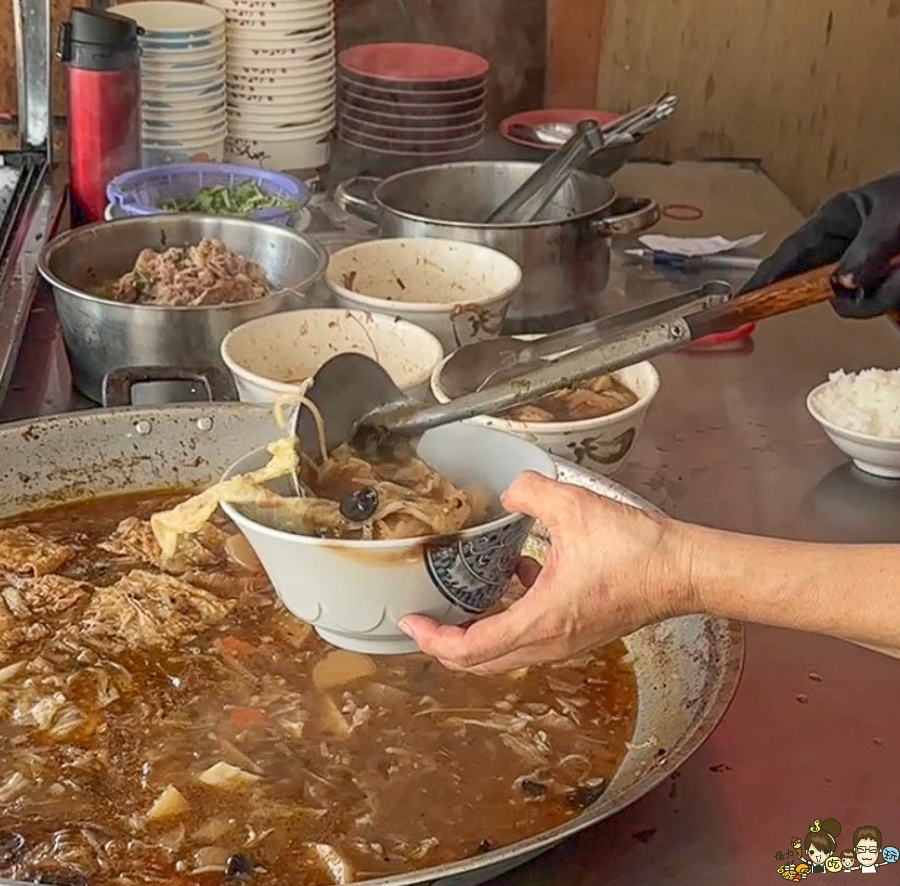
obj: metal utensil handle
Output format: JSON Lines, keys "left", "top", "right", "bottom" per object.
{"left": 686, "top": 263, "right": 836, "bottom": 338}
{"left": 523, "top": 280, "right": 732, "bottom": 361}
{"left": 601, "top": 98, "right": 660, "bottom": 136}
{"left": 624, "top": 104, "right": 677, "bottom": 138}
{"left": 485, "top": 120, "right": 603, "bottom": 224}
{"left": 334, "top": 176, "right": 383, "bottom": 224}
{"left": 371, "top": 319, "right": 689, "bottom": 436}
{"left": 603, "top": 93, "right": 675, "bottom": 137}
{"left": 102, "top": 366, "right": 238, "bottom": 408}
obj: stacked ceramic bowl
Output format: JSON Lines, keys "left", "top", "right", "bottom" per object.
{"left": 338, "top": 43, "right": 489, "bottom": 158}
{"left": 202, "top": 0, "right": 336, "bottom": 171}
{"left": 115, "top": 2, "right": 228, "bottom": 165}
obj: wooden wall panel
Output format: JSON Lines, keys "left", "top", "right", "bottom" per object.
{"left": 594, "top": 0, "right": 900, "bottom": 212}
{"left": 546, "top": 0, "right": 604, "bottom": 107}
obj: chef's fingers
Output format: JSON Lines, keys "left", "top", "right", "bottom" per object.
{"left": 502, "top": 471, "right": 592, "bottom": 533}
{"left": 740, "top": 211, "right": 853, "bottom": 293}
{"left": 515, "top": 556, "right": 542, "bottom": 589}
{"left": 834, "top": 268, "right": 900, "bottom": 318}
{"left": 837, "top": 209, "right": 900, "bottom": 296}
{"left": 459, "top": 640, "right": 576, "bottom": 675}
{"left": 400, "top": 591, "right": 549, "bottom": 668}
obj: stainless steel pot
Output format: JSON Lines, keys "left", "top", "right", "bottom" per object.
{"left": 335, "top": 162, "right": 660, "bottom": 334}
{"left": 37, "top": 215, "right": 328, "bottom": 404}
{"left": 0, "top": 401, "right": 743, "bottom": 886}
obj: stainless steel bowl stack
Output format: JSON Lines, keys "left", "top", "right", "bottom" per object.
{"left": 38, "top": 215, "right": 328, "bottom": 403}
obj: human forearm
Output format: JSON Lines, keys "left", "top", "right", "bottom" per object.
{"left": 679, "top": 523, "right": 900, "bottom": 651}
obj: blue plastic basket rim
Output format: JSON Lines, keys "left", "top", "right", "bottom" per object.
{"left": 106, "top": 162, "right": 309, "bottom": 220}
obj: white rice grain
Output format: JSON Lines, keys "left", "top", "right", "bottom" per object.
{"left": 813, "top": 368, "right": 900, "bottom": 438}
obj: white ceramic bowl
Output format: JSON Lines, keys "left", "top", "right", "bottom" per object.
{"left": 807, "top": 380, "right": 900, "bottom": 478}
{"left": 227, "top": 58, "right": 335, "bottom": 78}
{"left": 143, "top": 109, "right": 227, "bottom": 130}
{"left": 431, "top": 352, "right": 660, "bottom": 477}
{"left": 142, "top": 56, "right": 226, "bottom": 75}
{"left": 141, "top": 101, "right": 225, "bottom": 123}
{"left": 142, "top": 79, "right": 226, "bottom": 97}
{"left": 226, "top": 34, "right": 334, "bottom": 57}
{"left": 326, "top": 238, "right": 521, "bottom": 352}
{"left": 227, "top": 109, "right": 332, "bottom": 130}
{"left": 227, "top": 95, "right": 333, "bottom": 117}
{"left": 143, "top": 90, "right": 227, "bottom": 110}
{"left": 225, "top": 131, "right": 331, "bottom": 169}
{"left": 114, "top": 0, "right": 225, "bottom": 33}
{"left": 227, "top": 24, "right": 335, "bottom": 44}
{"left": 221, "top": 422, "right": 556, "bottom": 654}
{"left": 142, "top": 122, "right": 228, "bottom": 143}
{"left": 143, "top": 73, "right": 226, "bottom": 91}
{"left": 139, "top": 35, "right": 226, "bottom": 54}
{"left": 142, "top": 137, "right": 226, "bottom": 165}
{"left": 221, "top": 308, "right": 444, "bottom": 402}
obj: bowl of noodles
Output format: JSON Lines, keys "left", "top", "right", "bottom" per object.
{"left": 149, "top": 420, "right": 556, "bottom": 653}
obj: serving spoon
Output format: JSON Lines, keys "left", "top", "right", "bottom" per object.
{"left": 291, "top": 263, "right": 839, "bottom": 479}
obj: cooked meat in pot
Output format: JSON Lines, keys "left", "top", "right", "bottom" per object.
{"left": 99, "top": 238, "right": 272, "bottom": 307}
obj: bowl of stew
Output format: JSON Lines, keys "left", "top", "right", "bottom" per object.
{"left": 212, "top": 421, "right": 556, "bottom": 654}
{"left": 431, "top": 350, "right": 660, "bottom": 476}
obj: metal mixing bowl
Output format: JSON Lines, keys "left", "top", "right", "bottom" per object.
{"left": 38, "top": 214, "right": 328, "bottom": 403}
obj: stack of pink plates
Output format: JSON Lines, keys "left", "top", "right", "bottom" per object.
{"left": 338, "top": 43, "right": 489, "bottom": 157}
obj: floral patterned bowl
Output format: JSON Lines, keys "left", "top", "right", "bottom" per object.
{"left": 431, "top": 353, "right": 660, "bottom": 477}
{"left": 325, "top": 237, "right": 521, "bottom": 352}
{"left": 221, "top": 421, "right": 555, "bottom": 654}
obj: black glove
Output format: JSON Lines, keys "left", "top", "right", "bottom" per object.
{"left": 741, "top": 172, "right": 900, "bottom": 317}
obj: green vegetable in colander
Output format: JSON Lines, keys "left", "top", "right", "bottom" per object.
{"left": 161, "top": 181, "right": 299, "bottom": 216}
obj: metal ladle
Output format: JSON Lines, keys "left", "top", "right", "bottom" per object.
{"left": 291, "top": 263, "right": 838, "bottom": 467}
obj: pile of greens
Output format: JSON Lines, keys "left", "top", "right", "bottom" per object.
{"left": 161, "top": 181, "right": 300, "bottom": 216}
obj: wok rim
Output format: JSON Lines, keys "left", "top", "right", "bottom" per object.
{"left": 0, "top": 403, "right": 746, "bottom": 886}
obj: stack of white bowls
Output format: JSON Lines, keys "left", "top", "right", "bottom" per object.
{"left": 115, "top": 1, "right": 228, "bottom": 165}
{"left": 202, "top": 0, "right": 336, "bottom": 171}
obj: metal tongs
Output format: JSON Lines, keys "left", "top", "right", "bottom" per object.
{"left": 438, "top": 280, "right": 732, "bottom": 399}
{"left": 508, "top": 93, "right": 678, "bottom": 149}
{"left": 291, "top": 263, "right": 838, "bottom": 467}
{"left": 485, "top": 119, "right": 605, "bottom": 224}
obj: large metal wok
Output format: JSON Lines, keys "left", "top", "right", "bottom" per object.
{"left": 0, "top": 403, "right": 743, "bottom": 886}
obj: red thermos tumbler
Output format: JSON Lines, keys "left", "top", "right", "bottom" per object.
{"left": 58, "top": 9, "right": 142, "bottom": 225}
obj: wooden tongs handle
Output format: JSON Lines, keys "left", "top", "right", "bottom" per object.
{"left": 686, "top": 263, "right": 838, "bottom": 339}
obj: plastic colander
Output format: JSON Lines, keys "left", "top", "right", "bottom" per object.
{"left": 106, "top": 163, "right": 309, "bottom": 226}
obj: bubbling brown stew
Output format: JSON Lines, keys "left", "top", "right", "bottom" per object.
{"left": 0, "top": 492, "right": 637, "bottom": 886}
{"left": 503, "top": 374, "right": 638, "bottom": 423}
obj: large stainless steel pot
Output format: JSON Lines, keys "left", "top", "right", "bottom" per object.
{"left": 335, "top": 162, "right": 660, "bottom": 334}
{"left": 0, "top": 401, "right": 743, "bottom": 886}
{"left": 37, "top": 215, "right": 328, "bottom": 404}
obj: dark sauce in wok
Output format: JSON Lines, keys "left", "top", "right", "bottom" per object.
{"left": 0, "top": 493, "right": 637, "bottom": 886}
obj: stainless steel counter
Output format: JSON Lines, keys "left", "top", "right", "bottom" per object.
{"left": 2, "top": 160, "right": 899, "bottom": 882}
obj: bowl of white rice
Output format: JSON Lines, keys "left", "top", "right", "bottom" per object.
{"left": 807, "top": 368, "right": 900, "bottom": 478}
